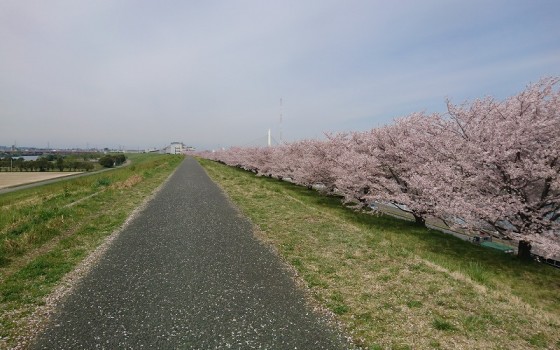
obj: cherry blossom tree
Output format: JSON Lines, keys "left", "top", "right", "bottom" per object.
{"left": 291, "top": 138, "right": 343, "bottom": 192}
{"left": 198, "top": 76, "right": 560, "bottom": 258}
{"left": 427, "top": 77, "right": 560, "bottom": 257}
{"left": 353, "top": 113, "right": 444, "bottom": 225}
{"left": 329, "top": 131, "right": 382, "bottom": 204}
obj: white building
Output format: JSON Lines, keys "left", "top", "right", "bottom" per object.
{"left": 162, "top": 142, "right": 188, "bottom": 154}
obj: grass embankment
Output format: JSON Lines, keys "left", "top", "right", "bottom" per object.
{"left": 0, "top": 154, "right": 183, "bottom": 348}
{"left": 199, "top": 158, "right": 560, "bottom": 350}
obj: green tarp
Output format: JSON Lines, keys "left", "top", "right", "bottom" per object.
{"left": 481, "top": 241, "right": 515, "bottom": 253}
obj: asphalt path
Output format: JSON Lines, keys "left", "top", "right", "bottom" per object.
{"left": 30, "top": 157, "right": 354, "bottom": 349}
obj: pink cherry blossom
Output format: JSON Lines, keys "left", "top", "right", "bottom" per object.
{"left": 198, "top": 77, "right": 560, "bottom": 258}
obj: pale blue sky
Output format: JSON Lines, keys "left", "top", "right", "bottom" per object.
{"left": 1, "top": 0, "right": 559, "bottom": 150}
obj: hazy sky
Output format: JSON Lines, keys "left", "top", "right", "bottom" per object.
{"left": 1, "top": 1, "right": 559, "bottom": 150}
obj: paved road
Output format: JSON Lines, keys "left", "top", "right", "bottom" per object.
{"left": 30, "top": 157, "right": 354, "bottom": 349}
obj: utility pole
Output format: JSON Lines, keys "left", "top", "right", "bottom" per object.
{"left": 267, "top": 128, "right": 271, "bottom": 147}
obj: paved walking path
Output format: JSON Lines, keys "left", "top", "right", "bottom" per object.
{"left": 30, "top": 157, "right": 353, "bottom": 349}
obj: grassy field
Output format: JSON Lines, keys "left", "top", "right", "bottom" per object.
{"left": 199, "top": 158, "right": 560, "bottom": 350}
{"left": 0, "top": 154, "right": 184, "bottom": 348}
{"left": 0, "top": 172, "right": 79, "bottom": 190}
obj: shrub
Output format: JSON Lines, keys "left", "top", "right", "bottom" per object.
{"left": 98, "top": 156, "right": 115, "bottom": 168}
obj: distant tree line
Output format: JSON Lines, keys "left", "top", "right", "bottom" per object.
{"left": 0, "top": 156, "right": 95, "bottom": 172}
{"left": 0, "top": 153, "right": 127, "bottom": 171}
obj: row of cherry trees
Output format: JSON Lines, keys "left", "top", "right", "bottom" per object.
{"left": 199, "top": 78, "right": 560, "bottom": 258}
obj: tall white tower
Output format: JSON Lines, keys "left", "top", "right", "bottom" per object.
{"left": 279, "top": 98, "right": 283, "bottom": 143}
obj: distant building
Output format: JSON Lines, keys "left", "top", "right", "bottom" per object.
{"left": 162, "top": 142, "right": 188, "bottom": 154}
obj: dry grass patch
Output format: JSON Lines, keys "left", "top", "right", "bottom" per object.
{"left": 110, "top": 174, "right": 143, "bottom": 189}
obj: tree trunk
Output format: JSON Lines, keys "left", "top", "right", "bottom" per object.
{"left": 518, "top": 240, "right": 532, "bottom": 260}
{"left": 413, "top": 214, "right": 425, "bottom": 226}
